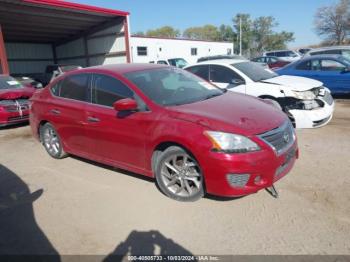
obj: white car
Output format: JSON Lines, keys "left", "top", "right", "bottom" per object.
{"left": 263, "top": 50, "right": 301, "bottom": 62}
{"left": 184, "top": 59, "right": 334, "bottom": 129}
{"left": 149, "top": 58, "right": 189, "bottom": 68}
{"left": 304, "top": 46, "right": 350, "bottom": 60}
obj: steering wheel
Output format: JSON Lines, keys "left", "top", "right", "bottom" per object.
{"left": 168, "top": 87, "right": 187, "bottom": 102}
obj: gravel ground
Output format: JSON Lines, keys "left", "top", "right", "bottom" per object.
{"left": 0, "top": 100, "right": 349, "bottom": 258}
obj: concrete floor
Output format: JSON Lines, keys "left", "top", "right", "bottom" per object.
{"left": 0, "top": 100, "right": 349, "bottom": 258}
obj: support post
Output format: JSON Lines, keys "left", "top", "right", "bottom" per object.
{"left": 0, "top": 25, "right": 9, "bottom": 74}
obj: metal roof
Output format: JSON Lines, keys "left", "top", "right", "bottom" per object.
{"left": 0, "top": 0, "right": 129, "bottom": 43}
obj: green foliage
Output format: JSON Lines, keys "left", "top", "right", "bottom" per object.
{"left": 232, "top": 14, "right": 294, "bottom": 56}
{"left": 146, "top": 26, "right": 180, "bottom": 38}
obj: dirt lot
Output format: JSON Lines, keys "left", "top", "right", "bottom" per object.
{"left": 0, "top": 100, "right": 350, "bottom": 257}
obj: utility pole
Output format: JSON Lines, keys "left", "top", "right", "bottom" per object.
{"left": 239, "top": 16, "right": 242, "bottom": 56}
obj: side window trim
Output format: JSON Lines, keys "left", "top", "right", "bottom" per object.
{"left": 91, "top": 73, "right": 148, "bottom": 111}
{"left": 50, "top": 73, "right": 92, "bottom": 103}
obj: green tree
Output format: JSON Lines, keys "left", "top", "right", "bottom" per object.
{"left": 232, "top": 13, "right": 253, "bottom": 54}
{"left": 218, "top": 24, "right": 235, "bottom": 41}
{"left": 314, "top": 0, "right": 350, "bottom": 45}
{"left": 183, "top": 25, "right": 221, "bottom": 41}
{"left": 146, "top": 26, "right": 180, "bottom": 38}
{"left": 233, "top": 13, "right": 294, "bottom": 56}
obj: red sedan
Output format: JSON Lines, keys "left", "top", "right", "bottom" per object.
{"left": 30, "top": 64, "right": 298, "bottom": 201}
{"left": 0, "top": 75, "right": 36, "bottom": 127}
{"left": 251, "top": 56, "right": 290, "bottom": 70}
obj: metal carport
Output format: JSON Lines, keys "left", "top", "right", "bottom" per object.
{"left": 0, "top": 0, "right": 130, "bottom": 75}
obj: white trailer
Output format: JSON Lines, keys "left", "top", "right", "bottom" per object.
{"left": 130, "top": 36, "right": 234, "bottom": 65}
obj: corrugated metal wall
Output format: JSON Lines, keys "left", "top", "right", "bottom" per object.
{"left": 5, "top": 43, "right": 54, "bottom": 74}
{"left": 56, "top": 22, "right": 127, "bottom": 67}
{"left": 5, "top": 19, "right": 128, "bottom": 75}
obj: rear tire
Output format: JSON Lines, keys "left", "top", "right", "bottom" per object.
{"left": 155, "top": 146, "right": 204, "bottom": 202}
{"left": 40, "top": 123, "right": 67, "bottom": 159}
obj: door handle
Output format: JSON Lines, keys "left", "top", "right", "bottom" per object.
{"left": 87, "top": 116, "right": 100, "bottom": 123}
{"left": 50, "top": 109, "right": 60, "bottom": 115}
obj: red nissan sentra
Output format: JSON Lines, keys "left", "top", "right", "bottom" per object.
{"left": 30, "top": 64, "right": 298, "bottom": 201}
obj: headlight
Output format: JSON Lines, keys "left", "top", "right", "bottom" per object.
{"left": 204, "top": 131, "right": 261, "bottom": 153}
{"left": 292, "top": 90, "right": 316, "bottom": 100}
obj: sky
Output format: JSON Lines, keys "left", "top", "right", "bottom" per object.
{"left": 73, "top": 0, "right": 336, "bottom": 48}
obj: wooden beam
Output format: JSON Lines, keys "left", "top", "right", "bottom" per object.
{"left": 0, "top": 25, "right": 9, "bottom": 74}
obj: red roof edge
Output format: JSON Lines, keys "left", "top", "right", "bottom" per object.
{"left": 23, "top": 0, "right": 130, "bottom": 16}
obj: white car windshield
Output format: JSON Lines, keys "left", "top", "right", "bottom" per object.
{"left": 232, "top": 62, "right": 278, "bottom": 82}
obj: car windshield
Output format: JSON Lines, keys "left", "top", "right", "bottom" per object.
{"left": 124, "top": 67, "right": 224, "bottom": 106}
{"left": 232, "top": 62, "right": 278, "bottom": 82}
{"left": 168, "top": 58, "right": 188, "bottom": 68}
{"left": 0, "top": 76, "right": 24, "bottom": 90}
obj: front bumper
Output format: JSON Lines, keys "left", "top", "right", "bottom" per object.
{"left": 201, "top": 142, "right": 298, "bottom": 197}
{"left": 0, "top": 110, "right": 30, "bottom": 127}
{"left": 289, "top": 92, "right": 335, "bottom": 129}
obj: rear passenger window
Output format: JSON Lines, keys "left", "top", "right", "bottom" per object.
{"left": 185, "top": 65, "right": 209, "bottom": 81}
{"left": 93, "top": 74, "right": 133, "bottom": 107}
{"left": 60, "top": 74, "right": 90, "bottom": 102}
{"left": 266, "top": 52, "right": 274, "bottom": 56}
{"left": 296, "top": 61, "right": 311, "bottom": 70}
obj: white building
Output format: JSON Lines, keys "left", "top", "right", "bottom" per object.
{"left": 130, "top": 36, "right": 234, "bottom": 65}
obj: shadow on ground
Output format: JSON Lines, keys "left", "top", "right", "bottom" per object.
{"left": 0, "top": 164, "right": 60, "bottom": 261}
{"left": 104, "top": 230, "right": 195, "bottom": 262}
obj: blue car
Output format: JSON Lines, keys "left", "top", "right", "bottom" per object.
{"left": 276, "top": 55, "right": 350, "bottom": 94}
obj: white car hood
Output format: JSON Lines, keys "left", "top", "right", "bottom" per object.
{"left": 262, "top": 75, "right": 323, "bottom": 91}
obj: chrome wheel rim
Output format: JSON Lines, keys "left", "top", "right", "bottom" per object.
{"left": 160, "top": 154, "right": 202, "bottom": 197}
{"left": 43, "top": 126, "right": 60, "bottom": 156}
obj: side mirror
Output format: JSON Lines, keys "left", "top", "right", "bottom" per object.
{"left": 231, "top": 79, "right": 245, "bottom": 85}
{"left": 113, "top": 98, "right": 138, "bottom": 112}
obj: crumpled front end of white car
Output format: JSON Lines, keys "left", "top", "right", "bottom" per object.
{"left": 285, "top": 87, "right": 334, "bottom": 128}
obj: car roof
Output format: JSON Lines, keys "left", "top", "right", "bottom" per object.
{"left": 309, "top": 46, "right": 350, "bottom": 52}
{"left": 264, "top": 49, "right": 295, "bottom": 53}
{"left": 196, "top": 59, "right": 248, "bottom": 65}
{"left": 76, "top": 63, "right": 168, "bottom": 75}
{"left": 301, "top": 54, "right": 344, "bottom": 60}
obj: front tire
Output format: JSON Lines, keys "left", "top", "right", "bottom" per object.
{"left": 40, "top": 123, "right": 67, "bottom": 159}
{"left": 155, "top": 146, "right": 204, "bottom": 202}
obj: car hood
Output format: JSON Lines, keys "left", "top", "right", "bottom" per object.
{"left": 167, "top": 92, "right": 287, "bottom": 136}
{"left": 0, "top": 87, "right": 35, "bottom": 100}
{"left": 261, "top": 75, "right": 323, "bottom": 91}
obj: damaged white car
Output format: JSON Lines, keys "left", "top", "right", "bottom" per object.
{"left": 185, "top": 60, "right": 334, "bottom": 128}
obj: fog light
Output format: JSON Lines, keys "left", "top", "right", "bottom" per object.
{"left": 254, "top": 176, "right": 261, "bottom": 184}
{"left": 226, "top": 174, "right": 250, "bottom": 188}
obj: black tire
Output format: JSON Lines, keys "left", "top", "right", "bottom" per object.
{"left": 155, "top": 146, "right": 204, "bottom": 202}
{"left": 40, "top": 123, "right": 67, "bottom": 159}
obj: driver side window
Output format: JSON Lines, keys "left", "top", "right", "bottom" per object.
{"left": 320, "top": 59, "right": 346, "bottom": 71}
{"left": 209, "top": 65, "right": 244, "bottom": 84}
{"left": 92, "top": 74, "right": 134, "bottom": 107}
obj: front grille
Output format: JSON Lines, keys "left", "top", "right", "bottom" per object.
{"left": 322, "top": 91, "right": 334, "bottom": 105}
{"left": 227, "top": 174, "right": 250, "bottom": 188}
{"left": 1, "top": 99, "right": 30, "bottom": 112}
{"left": 258, "top": 121, "right": 295, "bottom": 155}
